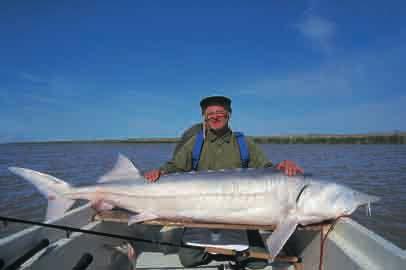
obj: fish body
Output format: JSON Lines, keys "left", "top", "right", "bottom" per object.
{"left": 70, "top": 169, "right": 370, "bottom": 225}
{"left": 8, "top": 154, "right": 378, "bottom": 260}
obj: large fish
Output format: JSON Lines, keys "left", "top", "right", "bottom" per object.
{"left": 8, "top": 154, "right": 378, "bottom": 260}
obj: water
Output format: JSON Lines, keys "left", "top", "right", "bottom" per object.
{"left": 0, "top": 143, "right": 405, "bottom": 249}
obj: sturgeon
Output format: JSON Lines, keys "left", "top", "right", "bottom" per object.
{"left": 8, "top": 154, "right": 379, "bottom": 260}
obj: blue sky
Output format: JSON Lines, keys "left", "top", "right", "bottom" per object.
{"left": 1, "top": 1, "right": 405, "bottom": 142}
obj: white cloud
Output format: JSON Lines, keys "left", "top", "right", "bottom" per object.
{"left": 14, "top": 73, "right": 91, "bottom": 108}
{"left": 235, "top": 37, "right": 406, "bottom": 100}
{"left": 232, "top": 94, "right": 406, "bottom": 136}
{"left": 236, "top": 60, "right": 364, "bottom": 98}
{"left": 295, "top": 14, "right": 336, "bottom": 54}
{"left": 19, "top": 72, "right": 48, "bottom": 84}
{"left": 230, "top": 33, "right": 406, "bottom": 134}
{"left": 281, "top": 95, "right": 406, "bottom": 134}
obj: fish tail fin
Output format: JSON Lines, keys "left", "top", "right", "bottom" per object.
{"left": 9, "top": 167, "right": 75, "bottom": 221}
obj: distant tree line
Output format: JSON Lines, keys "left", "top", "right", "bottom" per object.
{"left": 251, "top": 134, "right": 406, "bottom": 144}
{"left": 11, "top": 133, "right": 406, "bottom": 144}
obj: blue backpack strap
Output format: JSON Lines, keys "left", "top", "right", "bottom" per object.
{"left": 234, "top": 132, "right": 250, "bottom": 168}
{"left": 192, "top": 130, "right": 205, "bottom": 170}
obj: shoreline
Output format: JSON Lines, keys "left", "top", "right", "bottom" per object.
{"left": 5, "top": 133, "right": 406, "bottom": 144}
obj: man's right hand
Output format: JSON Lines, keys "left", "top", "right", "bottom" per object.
{"left": 144, "top": 169, "right": 162, "bottom": 182}
{"left": 275, "top": 160, "right": 304, "bottom": 176}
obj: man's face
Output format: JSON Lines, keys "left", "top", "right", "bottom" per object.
{"left": 204, "top": 105, "right": 229, "bottom": 131}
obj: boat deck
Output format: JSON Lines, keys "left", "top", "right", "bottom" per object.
{"left": 1, "top": 205, "right": 405, "bottom": 270}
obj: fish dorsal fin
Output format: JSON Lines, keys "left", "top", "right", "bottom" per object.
{"left": 98, "top": 153, "right": 141, "bottom": 182}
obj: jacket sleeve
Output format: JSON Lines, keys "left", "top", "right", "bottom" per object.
{"left": 159, "top": 136, "right": 195, "bottom": 173}
{"left": 246, "top": 138, "right": 273, "bottom": 168}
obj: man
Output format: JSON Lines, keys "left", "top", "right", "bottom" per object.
{"left": 145, "top": 96, "right": 303, "bottom": 181}
{"left": 144, "top": 96, "right": 303, "bottom": 268}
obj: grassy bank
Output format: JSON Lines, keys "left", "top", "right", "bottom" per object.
{"left": 250, "top": 134, "right": 406, "bottom": 144}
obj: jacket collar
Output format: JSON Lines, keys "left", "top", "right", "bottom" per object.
{"left": 206, "top": 127, "right": 232, "bottom": 143}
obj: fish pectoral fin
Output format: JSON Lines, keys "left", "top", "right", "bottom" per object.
{"left": 160, "top": 226, "right": 181, "bottom": 233}
{"left": 265, "top": 215, "right": 298, "bottom": 262}
{"left": 128, "top": 212, "right": 159, "bottom": 226}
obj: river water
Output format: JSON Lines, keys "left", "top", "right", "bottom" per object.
{"left": 0, "top": 143, "right": 405, "bottom": 249}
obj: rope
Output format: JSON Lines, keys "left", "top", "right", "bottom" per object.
{"left": 318, "top": 215, "right": 349, "bottom": 270}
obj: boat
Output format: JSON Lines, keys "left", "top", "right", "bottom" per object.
{"left": 0, "top": 203, "right": 405, "bottom": 270}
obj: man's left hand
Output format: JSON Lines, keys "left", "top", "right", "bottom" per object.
{"left": 275, "top": 160, "right": 304, "bottom": 176}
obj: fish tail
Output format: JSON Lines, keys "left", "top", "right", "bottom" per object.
{"left": 9, "top": 167, "right": 75, "bottom": 221}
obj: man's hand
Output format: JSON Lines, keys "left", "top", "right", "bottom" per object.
{"left": 275, "top": 160, "right": 304, "bottom": 176}
{"left": 144, "top": 169, "right": 162, "bottom": 182}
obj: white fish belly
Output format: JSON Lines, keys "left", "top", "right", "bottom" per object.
{"left": 120, "top": 177, "right": 303, "bottom": 225}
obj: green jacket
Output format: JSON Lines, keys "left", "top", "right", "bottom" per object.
{"left": 160, "top": 128, "right": 272, "bottom": 173}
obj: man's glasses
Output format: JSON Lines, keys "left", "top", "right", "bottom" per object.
{"left": 205, "top": 110, "right": 228, "bottom": 120}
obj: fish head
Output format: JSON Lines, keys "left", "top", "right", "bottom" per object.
{"left": 296, "top": 181, "right": 380, "bottom": 223}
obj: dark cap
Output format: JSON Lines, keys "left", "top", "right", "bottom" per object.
{"left": 200, "top": 96, "right": 232, "bottom": 113}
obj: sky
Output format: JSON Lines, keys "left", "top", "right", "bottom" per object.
{"left": 0, "top": 1, "right": 405, "bottom": 142}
